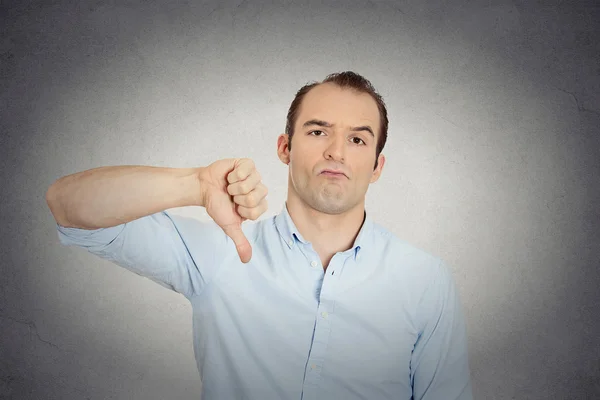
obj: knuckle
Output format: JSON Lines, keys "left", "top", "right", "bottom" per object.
{"left": 227, "top": 171, "right": 237, "bottom": 183}
{"left": 240, "top": 182, "right": 251, "bottom": 194}
{"left": 233, "top": 194, "right": 244, "bottom": 206}
{"left": 236, "top": 193, "right": 254, "bottom": 207}
{"left": 240, "top": 194, "right": 253, "bottom": 208}
{"left": 236, "top": 168, "right": 245, "bottom": 181}
{"left": 240, "top": 160, "right": 253, "bottom": 174}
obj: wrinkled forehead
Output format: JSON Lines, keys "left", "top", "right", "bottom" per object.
{"left": 296, "top": 83, "right": 380, "bottom": 133}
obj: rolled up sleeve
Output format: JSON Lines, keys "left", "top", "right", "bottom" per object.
{"left": 56, "top": 211, "right": 226, "bottom": 298}
{"left": 410, "top": 260, "right": 473, "bottom": 400}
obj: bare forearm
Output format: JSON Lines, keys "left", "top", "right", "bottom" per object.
{"left": 46, "top": 165, "right": 205, "bottom": 229}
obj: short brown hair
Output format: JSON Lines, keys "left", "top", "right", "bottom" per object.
{"left": 285, "top": 71, "right": 389, "bottom": 170}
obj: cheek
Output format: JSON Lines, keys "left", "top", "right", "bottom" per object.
{"left": 291, "top": 153, "right": 316, "bottom": 173}
{"left": 356, "top": 169, "right": 375, "bottom": 185}
{"left": 289, "top": 163, "right": 311, "bottom": 186}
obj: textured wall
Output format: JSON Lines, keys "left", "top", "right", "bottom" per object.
{"left": 1, "top": 0, "right": 599, "bottom": 399}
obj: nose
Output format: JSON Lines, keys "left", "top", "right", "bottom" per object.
{"left": 324, "top": 135, "right": 345, "bottom": 162}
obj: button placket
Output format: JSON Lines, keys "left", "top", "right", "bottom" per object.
{"left": 302, "top": 253, "right": 337, "bottom": 392}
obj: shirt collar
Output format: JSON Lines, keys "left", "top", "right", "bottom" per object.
{"left": 274, "top": 202, "right": 373, "bottom": 259}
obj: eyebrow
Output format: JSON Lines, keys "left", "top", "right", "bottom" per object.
{"left": 302, "top": 119, "right": 374, "bottom": 138}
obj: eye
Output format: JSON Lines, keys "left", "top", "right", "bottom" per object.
{"left": 352, "top": 137, "right": 366, "bottom": 145}
{"left": 309, "top": 130, "right": 325, "bottom": 136}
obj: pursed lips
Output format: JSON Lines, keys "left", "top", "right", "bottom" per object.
{"left": 320, "top": 169, "right": 347, "bottom": 178}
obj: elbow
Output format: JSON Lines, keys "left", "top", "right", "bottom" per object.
{"left": 45, "top": 182, "right": 57, "bottom": 207}
{"left": 46, "top": 181, "right": 69, "bottom": 226}
{"left": 46, "top": 180, "right": 63, "bottom": 211}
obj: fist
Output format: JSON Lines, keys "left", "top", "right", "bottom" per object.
{"left": 200, "top": 158, "right": 268, "bottom": 263}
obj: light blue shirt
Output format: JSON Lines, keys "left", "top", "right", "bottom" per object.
{"left": 56, "top": 203, "right": 473, "bottom": 400}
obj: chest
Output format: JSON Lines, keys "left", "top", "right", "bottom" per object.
{"left": 192, "top": 255, "right": 419, "bottom": 384}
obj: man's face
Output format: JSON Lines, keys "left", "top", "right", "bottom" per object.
{"left": 277, "top": 83, "right": 385, "bottom": 215}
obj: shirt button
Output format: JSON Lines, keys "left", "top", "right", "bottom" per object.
{"left": 311, "top": 260, "right": 318, "bottom": 268}
{"left": 311, "top": 364, "right": 316, "bottom": 369}
{"left": 321, "top": 311, "right": 328, "bottom": 318}
{"left": 288, "top": 239, "right": 293, "bottom": 246}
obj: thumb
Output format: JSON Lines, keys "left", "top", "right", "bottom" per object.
{"left": 221, "top": 222, "right": 252, "bottom": 263}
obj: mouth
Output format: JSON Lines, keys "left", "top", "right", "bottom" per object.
{"left": 320, "top": 170, "right": 347, "bottom": 178}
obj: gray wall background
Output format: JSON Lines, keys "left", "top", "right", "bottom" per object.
{"left": 1, "top": 0, "right": 599, "bottom": 399}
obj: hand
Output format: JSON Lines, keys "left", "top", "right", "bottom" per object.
{"left": 200, "top": 158, "right": 268, "bottom": 263}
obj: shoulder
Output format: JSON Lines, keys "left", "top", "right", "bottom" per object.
{"left": 369, "top": 221, "right": 451, "bottom": 290}
{"left": 370, "top": 222, "right": 459, "bottom": 323}
{"left": 371, "top": 222, "right": 442, "bottom": 269}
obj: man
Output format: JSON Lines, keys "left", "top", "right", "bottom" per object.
{"left": 46, "top": 71, "right": 473, "bottom": 399}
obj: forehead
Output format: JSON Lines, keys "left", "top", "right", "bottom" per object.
{"left": 296, "top": 83, "right": 380, "bottom": 131}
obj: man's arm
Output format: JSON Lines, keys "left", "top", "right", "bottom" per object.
{"left": 47, "top": 160, "right": 267, "bottom": 295}
{"left": 410, "top": 260, "right": 474, "bottom": 400}
{"left": 46, "top": 165, "right": 223, "bottom": 297}
{"left": 46, "top": 165, "right": 206, "bottom": 229}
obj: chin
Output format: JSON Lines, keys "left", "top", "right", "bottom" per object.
{"left": 310, "top": 196, "right": 352, "bottom": 215}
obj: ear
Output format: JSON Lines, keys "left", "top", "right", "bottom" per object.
{"left": 370, "top": 153, "right": 386, "bottom": 183}
{"left": 277, "top": 134, "right": 290, "bottom": 164}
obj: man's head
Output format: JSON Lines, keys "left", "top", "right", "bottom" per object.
{"left": 284, "top": 71, "right": 388, "bottom": 170}
{"left": 277, "top": 71, "right": 388, "bottom": 215}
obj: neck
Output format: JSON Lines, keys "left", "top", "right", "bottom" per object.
{"left": 285, "top": 195, "right": 366, "bottom": 256}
